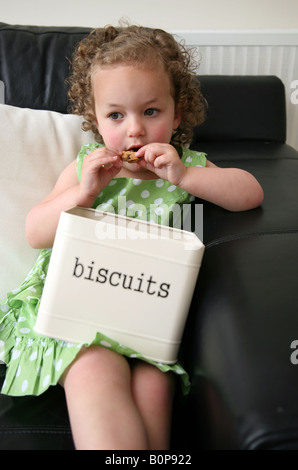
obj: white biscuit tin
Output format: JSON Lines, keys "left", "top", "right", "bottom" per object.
{"left": 35, "top": 207, "right": 204, "bottom": 364}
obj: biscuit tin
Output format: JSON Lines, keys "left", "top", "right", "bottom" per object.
{"left": 35, "top": 207, "right": 204, "bottom": 363}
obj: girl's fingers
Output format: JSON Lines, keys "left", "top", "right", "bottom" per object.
{"left": 84, "top": 150, "right": 121, "bottom": 171}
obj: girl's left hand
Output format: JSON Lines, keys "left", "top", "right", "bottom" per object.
{"left": 136, "top": 144, "right": 186, "bottom": 185}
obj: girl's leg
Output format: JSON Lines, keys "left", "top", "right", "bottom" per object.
{"left": 61, "top": 346, "right": 149, "bottom": 450}
{"left": 131, "top": 361, "right": 175, "bottom": 450}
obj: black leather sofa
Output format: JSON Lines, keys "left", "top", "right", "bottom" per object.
{"left": 1, "top": 22, "right": 298, "bottom": 450}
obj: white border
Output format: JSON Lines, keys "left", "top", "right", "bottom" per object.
{"left": 171, "top": 29, "right": 298, "bottom": 46}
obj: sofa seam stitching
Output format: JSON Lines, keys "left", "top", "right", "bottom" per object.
{"left": 205, "top": 228, "right": 298, "bottom": 249}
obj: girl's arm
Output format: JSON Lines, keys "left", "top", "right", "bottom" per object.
{"left": 26, "top": 148, "right": 122, "bottom": 249}
{"left": 179, "top": 160, "right": 264, "bottom": 212}
{"left": 26, "top": 160, "right": 89, "bottom": 249}
{"left": 138, "top": 144, "right": 264, "bottom": 212}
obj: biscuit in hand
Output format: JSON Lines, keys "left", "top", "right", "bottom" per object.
{"left": 121, "top": 150, "right": 142, "bottom": 163}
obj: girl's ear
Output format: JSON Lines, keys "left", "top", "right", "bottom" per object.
{"left": 173, "top": 107, "right": 182, "bottom": 130}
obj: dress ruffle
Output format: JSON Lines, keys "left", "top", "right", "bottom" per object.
{"left": 0, "top": 249, "right": 190, "bottom": 397}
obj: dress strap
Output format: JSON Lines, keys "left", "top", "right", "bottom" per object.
{"left": 76, "top": 143, "right": 103, "bottom": 182}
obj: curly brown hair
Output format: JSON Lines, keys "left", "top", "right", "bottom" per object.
{"left": 68, "top": 25, "right": 207, "bottom": 145}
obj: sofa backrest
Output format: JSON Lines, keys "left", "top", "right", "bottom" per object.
{"left": 194, "top": 75, "right": 286, "bottom": 143}
{"left": 0, "top": 22, "right": 91, "bottom": 113}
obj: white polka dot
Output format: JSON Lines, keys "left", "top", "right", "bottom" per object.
{"left": 155, "top": 207, "right": 164, "bottom": 216}
{"left": 16, "top": 365, "right": 21, "bottom": 377}
{"left": 43, "top": 375, "right": 50, "bottom": 388}
{"left": 30, "top": 351, "right": 38, "bottom": 361}
{"left": 45, "top": 347, "right": 53, "bottom": 357}
{"left": 156, "top": 179, "right": 164, "bottom": 187}
{"left": 108, "top": 180, "right": 117, "bottom": 186}
{"left": 119, "top": 208, "right": 126, "bottom": 216}
{"left": 11, "top": 349, "right": 21, "bottom": 360}
{"left": 119, "top": 188, "right": 126, "bottom": 195}
{"left": 130, "top": 354, "right": 137, "bottom": 358}
{"left": 168, "top": 185, "right": 176, "bottom": 192}
{"left": 0, "top": 304, "right": 9, "bottom": 313}
{"left": 141, "top": 190, "right": 150, "bottom": 198}
{"left": 19, "top": 328, "right": 30, "bottom": 334}
{"left": 55, "top": 359, "right": 63, "bottom": 372}
{"left": 22, "top": 380, "right": 28, "bottom": 392}
{"left": 133, "top": 178, "right": 142, "bottom": 185}
{"left": 100, "top": 340, "right": 112, "bottom": 348}
{"left": 154, "top": 198, "right": 163, "bottom": 205}
{"left": 186, "top": 156, "right": 192, "bottom": 163}
{"left": 175, "top": 369, "right": 184, "bottom": 375}
{"left": 0, "top": 324, "right": 4, "bottom": 332}
{"left": 98, "top": 201, "right": 113, "bottom": 211}
{"left": 126, "top": 200, "right": 135, "bottom": 208}
{"left": 28, "top": 286, "right": 36, "bottom": 293}
{"left": 18, "top": 317, "right": 26, "bottom": 323}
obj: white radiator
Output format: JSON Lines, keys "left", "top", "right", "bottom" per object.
{"left": 173, "top": 30, "right": 298, "bottom": 151}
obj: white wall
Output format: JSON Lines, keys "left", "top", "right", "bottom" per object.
{"left": 1, "top": 0, "right": 298, "bottom": 30}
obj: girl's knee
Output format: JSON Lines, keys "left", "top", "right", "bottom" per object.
{"left": 131, "top": 362, "right": 175, "bottom": 400}
{"left": 61, "top": 345, "right": 130, "bottom": 387}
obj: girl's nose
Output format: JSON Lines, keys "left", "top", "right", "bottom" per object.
{"left": 127, "top": 116, "right": 145, "bottom": 137}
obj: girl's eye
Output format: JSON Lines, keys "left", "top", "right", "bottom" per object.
{"left": 145, "top": 108, "right": 158, "bottom": 117}
{"left": 109, "top": 112, "right": 123, "bottom": 120}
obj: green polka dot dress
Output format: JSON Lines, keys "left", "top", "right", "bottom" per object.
{"left": 0, "top": 144, "right": 206, "bottom": 397}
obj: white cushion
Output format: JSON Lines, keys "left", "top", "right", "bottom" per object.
{"left": 0, "top": 104, "right": 96, "bottom": 300}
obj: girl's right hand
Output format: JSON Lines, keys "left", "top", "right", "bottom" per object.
{"left": 79, "top": 147, "right": 122, "bottom": 205}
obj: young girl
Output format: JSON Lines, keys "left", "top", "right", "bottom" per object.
{"left": 0, "top": 25, "right": 263, "bottom": 450}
